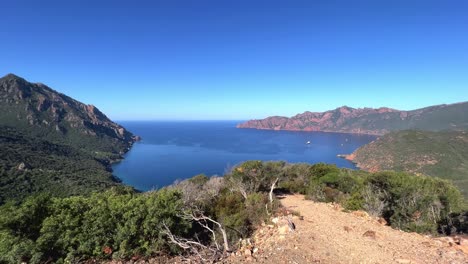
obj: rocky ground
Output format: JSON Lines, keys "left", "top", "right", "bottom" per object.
{"left": 106, "top": 194, "right": 468, "bottom": 264}
{"left": 227, "top": 194, "right": 468, "bottom": 264}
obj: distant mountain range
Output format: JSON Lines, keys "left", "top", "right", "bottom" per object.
{"left": 345, "top": 130, "right": 468, "bottom": 197}
{"left": 237, "top": 102, "right": 468, "bottom": 135}
{"left": 0, "top": 74, "right": 138, "bottom": 203}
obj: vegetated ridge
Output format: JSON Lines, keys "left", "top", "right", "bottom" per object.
{"left": 1, "top": 161, "right": 467, "bottom": 263}
{"left": 345, "top": 130, "right": 468, "bottom": 197}
{"left": 0, "top": 74, "right": 138, "bottom": 203}
{"left": 237, "top": 102, "right": 468, "bottom": 135}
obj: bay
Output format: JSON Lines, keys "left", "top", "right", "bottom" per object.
{"left": 112, "top": 121, "right": 376, "bottom": 191}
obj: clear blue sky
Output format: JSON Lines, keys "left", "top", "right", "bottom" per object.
{"left": 1, "top": 0, "right": 467, "bottom": 120}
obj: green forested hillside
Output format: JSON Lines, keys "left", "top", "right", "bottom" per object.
{"left": 349, "top": 130, "right": 468, "bottom": 197}
{"left": 0, "top": 74, "right": 137, "bottom": 203}
{"left": 0, "top": 74, "right": 136, "bottom": 155}
{"left": 0, "top": 126, "right": 122, "bottom": 204}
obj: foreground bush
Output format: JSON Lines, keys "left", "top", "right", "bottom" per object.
{"left": 1, "top": 161, "right": 465, "bottom": 263}
{"left": 0, "top": 187, "right": 190, "bottom": 263}
{"left": 170, "top": 175, "right": 275, "bottom": 250}
{"left": 0, "top": 171, "right": 276, "bottom": 263}
{"left": 225, "top": 161, "right": 466, "bottom": 234}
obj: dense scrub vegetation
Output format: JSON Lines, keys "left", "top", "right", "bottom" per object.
{"left": 0, "top": 126, "right": 121, "bottom": 204}
{"left": 0, "top": 170, "right": 274, "bottom": 263}
{"left": 222, "top": 161, "right": 466, "bottom": 234}
{"left": 1, "top": 161, "right": 466, "bottom": 263}
{"left": 0, "top": 187, "right": 190, "bottom": 263}
{"left": 350, "top": 130, "right": 468, "bottom": 197}
{"left": 0, "top": 74, "right": 137, "bottom": 204}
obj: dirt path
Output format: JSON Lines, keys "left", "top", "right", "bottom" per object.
{"left": 231, "top": 194, "right": 468, "bottom": 264}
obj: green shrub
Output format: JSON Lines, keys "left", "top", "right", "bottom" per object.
{"left": 302, "top": 165, "right": 464, "bottom": 234}
{"left": 309, "top": 163, "right": 340, "bottom": 179}
{"left": 366, "top": 171, "right": 464, "bottom": 233}
{"left": 245, "top": 192, "right": 272, "bottom": 226}
{"left": 214, "top": 191, "right": 249, "bottom": 244}
{"left": 305, "top": 181, "right": 326, "bottom": 202}
{"left": 0, "top": 189, "right": 190, "bottom": 263}
{"left": 344, "top": 192, "right": 364, "bottom": 211}
{"left": 359, "top": 184, "right": 387, "bottom": 216}
{"left": 278, "top": 179, "right": 307, "bottom": 194}
{"left": 281, "top": 163, "right": 311, "bottom": 193}
{"left": 189, "top": 174, "right": 209, "bottom": 186}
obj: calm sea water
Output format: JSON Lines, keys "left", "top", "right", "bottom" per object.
{"left": 112, "top": 121, "right": 376, "bottom": 191}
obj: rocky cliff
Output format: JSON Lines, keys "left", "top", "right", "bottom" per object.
{"left": 237, "top": 102, "right": 468, "bottom": 135}
{"left": 0, "top": 73, "right": 137, "bottom": 155}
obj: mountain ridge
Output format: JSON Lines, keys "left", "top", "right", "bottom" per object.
{"left": 237, "top": 102, "right": 468, "bottom": 135}
{"left": 0, "top": 73, "right": 138, "bottom": 155}
{"left": 0, "top": 73, "right": 138, "bottom": 203}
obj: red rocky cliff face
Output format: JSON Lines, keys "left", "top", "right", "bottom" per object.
{"left": 237, "top": 102, "right": 468, "bottom": 135}
{"left": 237, "top": 107, "right": 397, "bottom": 135}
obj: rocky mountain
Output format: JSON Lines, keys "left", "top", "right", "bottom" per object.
{"left": 0, "top": 73, "right": 138, "bottom": 203}
{"left": 345, "top": 130, "right": 468, "bottom": 197}
{"left": 0, "top": 73, "right": 138, "bottom": 155}
{"left": 237, "top": 102, "right": 468, "bottom": 135}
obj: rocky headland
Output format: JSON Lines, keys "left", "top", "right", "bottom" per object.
{"left": 237, "top": 102, "right": 468, "bottom": 135}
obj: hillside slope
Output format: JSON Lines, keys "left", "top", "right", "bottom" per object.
{"left": 0, "top": 73, "right": 137, "bottom": 154}
{"left": 0, "top": 74, "right": 137, "bottom": 203}
{"left": 230, "top": 194, "right": 467, "bottom": 263}
{"left": 237, "top": 103, "right": 468, "bottom": 135}
{"left": 346, "top": 130, "right": 468, "bottom": 197}
{"left": 0, "top": 126, "right": 121, "bottom": 203}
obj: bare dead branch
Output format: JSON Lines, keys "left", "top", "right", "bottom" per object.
{"left": 163, "top": 221, "right": 227, "bottom": 263}
{"left": 189, "top": 211, "right": 230, "bottom": 252}
{"left": 162, "top": 223, "right": 207, "bottom": 250}
{"left": 198, "top": 218, "right": 220, "bottom": 250}
{"left": 269, "top": 178, "right": 279, "bottom": 204}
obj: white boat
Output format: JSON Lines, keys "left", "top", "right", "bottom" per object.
{"left": 306, "top": 141, "right": 311, "bottom": 144}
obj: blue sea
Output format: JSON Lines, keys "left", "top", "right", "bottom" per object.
{"left": 112, "top": 121, "right": 376, "bottom": 191}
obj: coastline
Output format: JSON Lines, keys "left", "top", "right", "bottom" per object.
{"left": 337, "top": 153, "right": 362, "bottom": 170}
{"left": 236, "top": 126, "right": 386, "bottom": 136}
{"left": 107, "top": 135, "right": 141, "bottom": 184}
